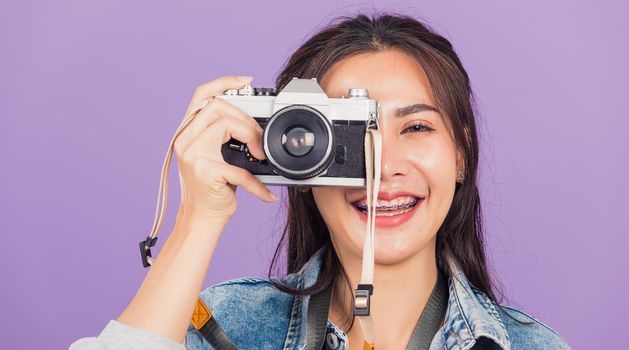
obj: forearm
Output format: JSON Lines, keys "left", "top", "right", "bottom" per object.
{"left": 117, "top": 207, "right": 227, "bottom": 344}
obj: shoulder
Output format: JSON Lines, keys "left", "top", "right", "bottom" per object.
{"left": 184, "top": 277, "right": 295, "bottom": 349}
{"left": 494, "top": 302, "right": 571, "bottom": 350}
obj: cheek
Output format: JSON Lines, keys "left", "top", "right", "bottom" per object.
{"left": 312, "top": 188, "right": 348, "bottom": 227}
{"left": 414, "top": 139, "right": 458, "bottom": 228}
{"left": 312, "top": 187, "right": 359, "bottom": 252}
{"left": 410, "top": 138, "right": 458, "bottom": 186}
{"left": 400, "top": 136, "right": 457, "bottom": 232}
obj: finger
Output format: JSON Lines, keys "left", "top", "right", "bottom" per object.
{"left": 199, "top": 159, "right": 277, "bottom": 203}
{"left": 184, "top": 115, "right": 266, "bottom": 163}
{"left": 175, "top": 98, "right": 263, "bottom": 155}
{"left": 212, "top": 98, "right": 263, "bottom": 134}
{"left": 184, "top": 75, "right": 254, "bottom": 118}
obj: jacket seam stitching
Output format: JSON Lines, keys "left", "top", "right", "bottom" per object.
{"left": 471, "top": 288, "right": 510, "bottom": 347}
{"left": 210, "top": 277, "right": 271, "bottom": 287}
{"left": 499, "top": 305, "right": 569, "bottom": 343}
{"left": 282, "top": 272, "right": 305, "bottom": 350}
{"left": 451, "top": 280, "right": 475, "bottom": 350}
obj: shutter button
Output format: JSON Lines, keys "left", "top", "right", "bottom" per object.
{"left": 326, "top": 332, "right": 340, "bottom": 349}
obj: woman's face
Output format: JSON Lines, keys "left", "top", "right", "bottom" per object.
{"left": 314, "top": 48, "right": 462, "bottom": 265}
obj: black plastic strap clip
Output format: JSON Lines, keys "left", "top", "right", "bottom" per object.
{"left": 139, "top": 235, "right": 158, "bottom": 268}
{"left": 353, "top": 284, "right": 374, "bottom": 316}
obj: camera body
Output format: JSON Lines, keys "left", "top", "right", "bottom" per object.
{"left": 216, "top": 78, "right": 378, "bottom": 187}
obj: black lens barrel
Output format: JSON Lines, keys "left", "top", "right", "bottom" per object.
{"left": 264, "top": 105, "right": 334, "bottom": 180}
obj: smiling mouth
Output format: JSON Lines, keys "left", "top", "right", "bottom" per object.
{"left": 351, "top": 196, "right": 420, "bottom": 217}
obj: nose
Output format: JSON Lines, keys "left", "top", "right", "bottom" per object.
{"left": 379, "top": 133, "right": 409, "bottom": 182}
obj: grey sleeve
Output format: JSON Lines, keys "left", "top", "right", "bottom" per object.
{"left": 69, "top": 319, "right": 187, "bottom": 350}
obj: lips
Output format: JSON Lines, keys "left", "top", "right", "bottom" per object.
{"left": 349, "top": 191, "right": 425, "bottom": 227}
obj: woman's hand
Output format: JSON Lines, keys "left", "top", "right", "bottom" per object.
{"left": 174, "top": 75, "right": 278, "bottom": 221}
{"left": 113, "top": 76, "right": 279, "bottom": 341}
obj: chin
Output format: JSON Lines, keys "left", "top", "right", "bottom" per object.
{"left": 343, "top": 220, "right": 434, "bottom": 266}
{"left": 372, "top": 233, "right": 429, "bottom": 265}
{"left": 373, "top": 246, "right": 415, "bottom": 265}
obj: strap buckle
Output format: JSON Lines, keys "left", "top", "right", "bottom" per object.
{"left": 367, "top": 110, "right": 380, "bottom": 131}
{"left": 353, "top": 284, "right": 373, "bottom": 316}
{"left": 139, "top": 235, "right": 158, "bottom": 268}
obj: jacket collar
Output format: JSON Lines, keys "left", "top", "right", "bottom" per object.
{"left": 292, "top": 245, "right": 511, "bottom": 350}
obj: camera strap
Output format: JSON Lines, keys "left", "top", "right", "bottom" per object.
{"left": 138, "top": 102, "right": 207, "bottom": 268}
{"left": 190, "top": 262, "right": 447, "bottom": 350}
{"left": 352, "top": 117, "right": 381, "bottom": 349}
{"left": 190, "top": 264, "right": 445, "bottom": 350}
{"left": 350, "top": 115, "right": 448, "bottom": 349}
{"left": 303, "top": 262, "right": 448, "bottom": 350}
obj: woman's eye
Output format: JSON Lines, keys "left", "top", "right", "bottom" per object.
{"left": 402, "top": 122, "right": 434, "bottom": 134}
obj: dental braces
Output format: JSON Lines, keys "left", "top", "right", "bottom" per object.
{"left": 354, "top": 200, "right": 417, "bottom": 211}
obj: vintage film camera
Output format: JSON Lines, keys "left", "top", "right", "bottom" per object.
{"left": 217, "top": 78, "right": 379, "bottom": 187}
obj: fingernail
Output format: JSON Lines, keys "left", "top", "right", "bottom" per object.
{"left": 237, "top": 76, "right": 253, "bottom": 83}
{"left": 269, "top": 192, "right": 278, "bottom": 202}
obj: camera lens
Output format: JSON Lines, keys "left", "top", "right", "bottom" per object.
{"left": 282, "top": 126, "right": 315, "bottom": 157}
{"left": 263, "top": 105, "right": 334, "bottom": 180}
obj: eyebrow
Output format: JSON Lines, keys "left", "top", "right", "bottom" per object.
{"left": 394, "top": 103, "right": 440, "bottom": 118}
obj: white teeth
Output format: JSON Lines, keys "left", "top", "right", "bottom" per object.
{"left": 352, "top": 195, "right": 419, "bottom": 212}
{"left": 374, "top": 206, "right": 414, "bottom": 216}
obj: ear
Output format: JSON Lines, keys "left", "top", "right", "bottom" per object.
{"left": 456, "top": 152, "right": 465, "bottom": 173}
{"left": 456, "top": 145, "right": 465, "bottom": 174}
{"left": 456, "top": 126, "right": 471, "bottom": 173}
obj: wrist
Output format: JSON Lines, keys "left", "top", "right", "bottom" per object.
{"left": 177, "top": 213, "right": 228, "bottom": 231}
{"left": 177, "top": 203, "right": 231, "bottom": 224}
{"left": 174, "top": 207, "right": 229, "bottom": 235}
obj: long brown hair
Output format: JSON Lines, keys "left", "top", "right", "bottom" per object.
{"left": 267, "top": 11, "right": 527, "bottom": 331}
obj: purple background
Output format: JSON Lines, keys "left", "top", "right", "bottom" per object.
{"left": 1, "top": 1, "right": 626, "bottom": 349}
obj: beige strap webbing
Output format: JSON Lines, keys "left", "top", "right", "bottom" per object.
{"left": 140, "top": 102, "right": 208, "bottom": 267}
{"left": 355, "top": 120, "right": 382, "bottom": 348}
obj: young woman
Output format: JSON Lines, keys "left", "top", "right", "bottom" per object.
{"left": 70, "top": 13, "right": 571, "bottom": 350}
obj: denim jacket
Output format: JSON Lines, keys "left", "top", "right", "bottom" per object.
{"left": 182, "top": 246, "right": 571, "bottom": 350}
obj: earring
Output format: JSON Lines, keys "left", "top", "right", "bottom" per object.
{"left": 298, "top": 186, "right": 311, "bottom": 193}
{"left": 456, "top": 170, "right": 465, "bottom": 184}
